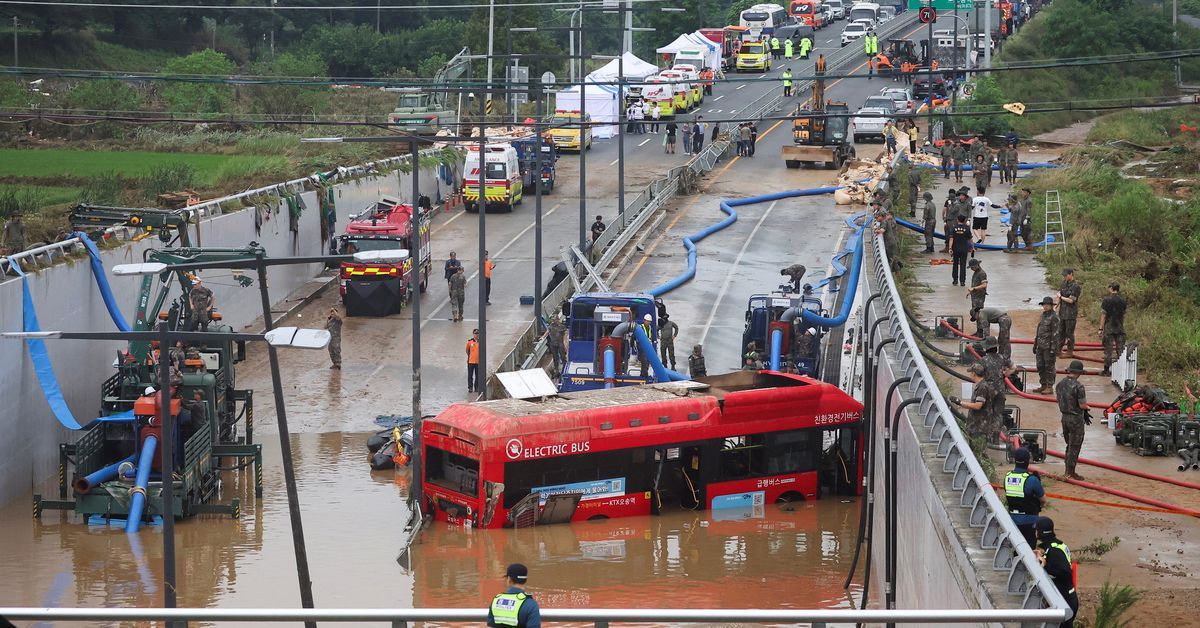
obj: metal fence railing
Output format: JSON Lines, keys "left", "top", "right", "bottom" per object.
{"left": 866, "top": 229, "right": 1072, "bottom": 623}
{"left": 0, "top": 605, "right": 1069, "bottom": 624}
{"left": 484, "top": 137, "right": 732, "bottom": 397}
{"left": 0, "top": 148, "right": 451, "bottom": 279}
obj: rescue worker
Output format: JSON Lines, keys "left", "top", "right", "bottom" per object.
{"left": 484, "top": 250, "right": 495, "bottom": 305}
{"left": 948, "top": 362, "right": 1000, "bottom": 441}
{"left": 782, "top": 68, "right": 794, "bottom": 98}
{"left": 784, "top": 37, "right": 794, "bottom": 61}
{"left": 975, "top": 309, "right": 1013, "bottom": 359}
{"left": 780, "top": 263, "right": 807, "bottom": 293}
{"left": 444, "top": 251, "right": 462, "bottom": 286}
{"left": 546, "top": 313, "right": 567, "bottom": 375}
{"left": 1004, "top": 143, "right": 1020, "bottom": 183}
{"left": 939, "top": 140, "right": 953, "bottom": 179}
{"left": 185, "top": 389, "right": 208, "bottom": 441}
{"left": 487, "top": 563, "right": 542, "bottom": 628}
{"left": 325, "top": 306, "right": 342, "bottom": 370}
{"left": 449, "top": 266, "right": 466, "bottom": 322}
{"left": 770, "top": 36, "right": 781, "bottom": 60}
{"left": 1033, "top": 296, "right": 1061, "bottom": 394}
{"left": 880, "top": 210, "right": 900, "bottom": 271}
{"left": 1055, "top": 360, "right": 1090, "bottom": 480}
{"left": 951, "top": 138, "right": 967, "bottom": 183}
{"left": 997, "top": 142, "right": 1012, "bottom": 184}
{"left": 906, "top": 166, "right": 920, "bottom": 217}
{"left": 884, "top": 165, "right": 899, "bottom": 208}
{"left": 969, "top": 136, "right": 987, "bottom": 162}
{"left": 982, "top": 145, "right": 995, "bottom": 187}
{"left": 590, "top": 215, "right": 606, "bottom": 243}
{"left": 1057, "top": 268, "right": 1080, "bottom": 355}
{"left": 466, "top": 329, "right": 481, "bottom": 393}
{"left": 700, "top": 68, "right": 714, "bottom": 96}
{"left": 1099, "top": 282, "right": 1127, "bottom": 375}
{"left": 799, "top": 36, "right": 812, "bottom": 59}
{"left": 1005, "top": 194, "right": 1024, "bottom": 253}
{"left": 1017, "top": 188, "right": 1035, "bottom": 251}
{"left": 743, "top": 341, "right": 762, "bottom": 370}
{"left": 186, "top": 278, "right": 215, "bottom": 331}
{"left": 637, "top": 313, "right": 654, "bottom": 375}
{"left": 1004, "top": 447, "right": 1045, "bottom": 546}
{"left": 973, "top": 154, "right": 990, "bottom": 195}
{"left": 795, "top": 327, "right": 818, "bottom": 360}
{"left": 688, "top": 344, "right": 707, "bottom": 378}
{"left": 864, "top": 31, "right": 875, "bottom": 57}
{"left": 1, "top": 212, "right": 26, "bottom": 254}
{"left": 977, "top": 336, "right": 1010, "bottom": 437}
{"left": 921, "top": 191, "right": 936, "bottom": 253}
{"left": 749, "top": 121, "right": 759, "bottom": 156}
{"left": 659, "top": 313, "right": 679, "bottom": 371}
{"left": 967, "top": 258, "right": 988, "bottom": 312}
{"left": 1035, "top": 517, "right": 1080, "bottom": 628}
{"left": 948, "top": 215, "right": 973, "bottom": 287}
{"left": 941, "top": 188, "right": 958, "bottom": 253}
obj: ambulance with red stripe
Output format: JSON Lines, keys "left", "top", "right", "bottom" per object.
{"left": 334, "top": 196, "right": 431, "bottom": 317}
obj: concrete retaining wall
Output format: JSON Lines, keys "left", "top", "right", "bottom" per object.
{"left": 0, "top": 164, "right": 446, "bottom": 507}
{"left": 869, "top": 353, "right": 992, "bottom": 626}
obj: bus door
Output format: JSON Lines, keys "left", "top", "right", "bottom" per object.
{"left": 819, "top": 426, "right": 861, "bottom": 496}
{"left": 650, "top": 445, "right": 704, "bottom": 512}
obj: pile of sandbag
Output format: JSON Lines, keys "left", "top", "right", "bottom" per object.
{"left": 832, "top": 159, "right": 886, "bottom": 205}
{"left": 908, "top": 152, "right": 941, "bottom": 167}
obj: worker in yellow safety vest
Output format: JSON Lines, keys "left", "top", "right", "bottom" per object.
{"left": 487, "top": 564, "right": 542, "bottom": 628}
{"left": 784, "top": 37, "right": 793, "bottom": 60}
{"left": 770, "top": 36, "right": 781, "bottom": 60}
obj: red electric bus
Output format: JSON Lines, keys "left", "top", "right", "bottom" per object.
{"left": 420, "top": 370, "right": 864, "bottom": 529}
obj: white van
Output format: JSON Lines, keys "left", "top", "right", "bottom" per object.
{"left": 463, "top": 143, "right": 522, "bottom": 213}
{"left": 847, "top": 2, "right": 880, "bottom": 26}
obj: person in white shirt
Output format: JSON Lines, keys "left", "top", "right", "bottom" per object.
{"left": 650, "top": 103, "right": 661, "bottom": 133}
{"left": 971, "top": 195, "right": 1002, "bottom": 243}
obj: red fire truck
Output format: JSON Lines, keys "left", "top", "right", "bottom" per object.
{"left": 420, "top": 370, "right": 864, "bottom": 529}
{"left": 334, "top": 195, "right": 431, "bottom": 317}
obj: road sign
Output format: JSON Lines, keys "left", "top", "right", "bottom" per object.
{"left": 541, "top": 71, "right": 557, "bottom": 86}
{"left": 908, "top": 0, "right": 973, "bottom": 10}
{"left": 919, "top": 6, "right": 936, "bottom": 22}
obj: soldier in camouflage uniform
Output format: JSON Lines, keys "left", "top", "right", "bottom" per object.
{"left": 1055, "top": 360, "right": 1090, "bottom": 480}
{"left": 921, "top": 192, "right": 937, "bottom": 253}
{"left": 977, "top": 336, "right": 1011, "bottom": 438}
{"left": 325, "top": 306, "right": 343, "bottom": 370}
{"left": 949, "top": 362, "right": 1001, "bottom": 442}
{"left": 1033, "top": 296, "right": 1061, "bottom": 394}
{"left": 967, "top": 258, "right": 988, "bottom": 313}
{"left": 951, "top": 139, "right": 967, "bottom": 183}
{"left": 975, "top": 308, "right": 1013, "bottom": 359}
{"left": 1057, "top": 267, "right": 1080, "bottom": 354}
{"left": 449, "top": 266, "right": 467, "bottom": 322}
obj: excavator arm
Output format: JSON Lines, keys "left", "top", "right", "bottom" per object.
{"left": 69, "top": 204, "right": 194, "bottom": 246}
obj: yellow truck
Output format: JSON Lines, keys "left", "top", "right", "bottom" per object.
{"left": 546, "top": 110, "right": 594, "bottom": 152}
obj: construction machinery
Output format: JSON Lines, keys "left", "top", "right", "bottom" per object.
{"left": 742, "top": 288, "right": 827, "bottom": 377}
{"left": 557, "top": 292, "right": 661, "bottom": 393}
{"left": 37, "top": 206, "right": 266, "bottom": 524}
{"left": 334, "top": 195, "right": 432, "bottom": 316}
{"left": 783, "top": 55, "right": 856, "bottom": 169}
{"left": 385, "top": 87, "right": 456, "bottom": 135}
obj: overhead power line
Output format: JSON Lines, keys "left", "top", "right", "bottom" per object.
{"left": 0, "top": 0, "right": 670, "bottom": 10}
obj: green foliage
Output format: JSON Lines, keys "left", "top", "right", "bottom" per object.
{"left": 245, "top": 52, "right": 330, "bottom": 119}
{"left": 159, "top": 49, "right": 237, "bottom": 114}
{"left": 1074, "top": 536, "right": 1121, "bottom": 562}
{"left": 1087, "top": 582, "right": 1142, "bottom": 628}
{"left": 142, "top": 163, "right": 198, "bottom": 199}
{"left": 956, "top": 75, "right": 1012, "bottom": 138}
{"left": 63, "top": 80, "right": 142, "bottom": 112}
{"left": 0, "top": 186, "right": 44, "bottom": 219}
{"left": 0, "top": 79, "right": 33, "bottom": 108}
{"left": 77, "top": 171, "right": 125, "bottom": 205}
{"left": 1086, "top": 107, "right": 1200, "bottom": 145}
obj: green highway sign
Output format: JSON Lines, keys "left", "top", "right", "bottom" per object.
{"left": 908, "top": 0, "right": 975, "bottom": 10}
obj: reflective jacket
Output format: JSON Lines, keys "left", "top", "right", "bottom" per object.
{"left": 1003, "top": 470, "right": 1041, "bottom": 515}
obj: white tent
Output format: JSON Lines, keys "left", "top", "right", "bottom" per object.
{"left": 656, "top": 33, "right": 700, "bottom": 56}
{"left": 655, "top": 32, "right": 721, "bottom": 72}
{"left": 588, "top": 51, "right": 660, "bottom": 82}
{"left": 554, "top": 82, "right": 619, "bottom": 139}
{"left": 687, "top": 32, "right": 722, "bottom": 71}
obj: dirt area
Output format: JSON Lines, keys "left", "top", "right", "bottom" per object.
{"left": 1033, "top": 119, "right": 1098, "bottom": 146}
{"left": 917, "top": 290, "right": 1200, "bottom": 626}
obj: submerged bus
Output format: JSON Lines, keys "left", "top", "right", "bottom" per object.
{"left": 420, "top": 370, "right": 864, "bottom": 529}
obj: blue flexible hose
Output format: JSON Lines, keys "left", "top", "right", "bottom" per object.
{"left": 125, "top": 434, "right": 158, "bottom": 534}
{"left": 603, "top": 348, "right": 616, "bottom": 389}
{"left": 631, "top": 324, "right": 687, "bottom": 382}
{"left": 769, "top": 328, "right": 784, "bottom": 371}
{"left": 74, "top": 232, "right": 131, "bottom": 332}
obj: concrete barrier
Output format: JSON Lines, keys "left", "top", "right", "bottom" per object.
{"left": 0, "top": 160, "right": 450, "bottom": 508}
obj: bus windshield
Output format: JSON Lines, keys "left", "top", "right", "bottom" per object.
{"left": 426, "top": 445, "right": 479, "bottom": 498}
{"left": 742, "top": 11, "right": 769, "bottom": 20}
{"left": 341, "top": 238, "right": 406, "bottom": 253}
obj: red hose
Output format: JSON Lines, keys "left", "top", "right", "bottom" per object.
{"left": 938, "top": 319, "right": 1103, "bottom": 348}
{"left": 1045, "top": 450, "right": 1200, "bottom": 491}
{"left": 965, "top": 345, "right": 1109, "bottom": 409}
{"left": 1029, "top": 465, "right": 1200, "bottom": 517}
{"left": 1015, "top": 366, "right": 1106, "bottom": 377}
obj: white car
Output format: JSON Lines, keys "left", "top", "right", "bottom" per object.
{"left": 841, "top": 22, "right": 868, "bottom": 46}
{"left": 826, "top": 0, "right": 846, "bottom": 19}
{"left": 861, "top": 95, "right": 898, "bottom": 115}
{"left": 852, "top": 17, "right": 875, "bottom": 30}
{"left": 851, "top": 108, "right": 890, "bottom": 143}
{"left": 879, "top": 86, "right": 915, "bottom": 113}
{"left": 878, "top": 6, "right": 895, "bottom": 21}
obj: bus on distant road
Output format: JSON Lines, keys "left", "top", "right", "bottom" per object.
{"left": 740, "top": 3, "right": 790, "bottom": 38}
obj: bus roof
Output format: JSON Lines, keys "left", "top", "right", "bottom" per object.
{"left": 424, "top": 371, "right": 863, "bottom": 461}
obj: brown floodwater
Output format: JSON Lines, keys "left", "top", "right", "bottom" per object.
{"left": 0, "top": 432, "right": 863, "bottom": 625}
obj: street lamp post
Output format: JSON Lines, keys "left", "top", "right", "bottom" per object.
{"left": 477, "top": 94, "right": 489, "bottom": 400}
{"left": 408, "top": 138, "right": 425, "bottom": 513}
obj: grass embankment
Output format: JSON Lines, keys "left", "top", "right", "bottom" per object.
{"left": 959, "top": 0, "right": 1200, "bottom": 137}
{"left": 1018, "top": 158, "right": 1200, "bottom": 398}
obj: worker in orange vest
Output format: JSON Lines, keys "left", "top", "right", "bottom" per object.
{"left": 484, "top": 250, "right": 495, "bottom": 305}
{"left": 466, "top": 328, "right": 481, "bottom": 393}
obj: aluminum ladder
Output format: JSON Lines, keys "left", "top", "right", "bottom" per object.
{"left": 1043, "top": 190, "right": 1065, "bottom": 249}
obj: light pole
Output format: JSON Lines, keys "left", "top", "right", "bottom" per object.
{"left": 477, "top": 94, "right": 488, "bottom": 400}
{"left": 407, "top": 137, "right": 425, "bottom": 513}
{"left": 270, "top": 0, "right": 276, "bottom": 58}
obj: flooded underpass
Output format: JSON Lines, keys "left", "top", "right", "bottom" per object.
{"left": 0, "top": 432, "right": 863, "bottom": 622}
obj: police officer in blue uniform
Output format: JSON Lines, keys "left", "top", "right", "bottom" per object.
{"left": 1004, "top": 447, "right": 1045, "bottom": 546}
{"left": 1035, "top": 517, "right": 1079, "bottom": 628}
{"left": 488, "top": 563, "right": 542, "bottom": 628}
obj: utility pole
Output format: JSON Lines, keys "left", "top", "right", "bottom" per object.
{"left": 270, "top": 0, "right": 276, "bottom": 58}
{"left": 983, "top": 0, "right": 992, "bottom": 68}
{"left": 623, "top": 0, "right": 633, "bottom": 53}
{"left": 1175, "top": 0, "right": 1182, "bottom": 87}
{"left": 578, "top": 21, "right": 588, "bottom": 251}
{"left": 487, "top": 0, "right": 495, "bottom": 101}
{"left": 927, "top": 3, "right": 934, "bottom": 144}
{"left": 12, "top": 16, "right": 18, "bottom": 67}
{"left": 408, "top": 139, "right": 424, "bottom": 516}
{"left": 376, "top": 0, "right": 381, "bottom": 34}
{"left": 477, "top": 95, "right": 489, "bottom": 401}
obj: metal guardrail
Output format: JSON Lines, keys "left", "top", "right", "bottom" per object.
{"left": 866, "top": 230, "right": 1072, "bottom": 621}
{"left": 0, "top": 148, "right": 451, "bottom": 278}
{"left": 485, "top": 137, "right": 731, "bottom": 395}
{"left": 0, "top": 605, "right": 1071, "bottom": 624}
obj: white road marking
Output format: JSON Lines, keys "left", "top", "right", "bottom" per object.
{"left": 698, "top": 200, "right": 778, "bottom": 346}
{"left": 638, "top": 138, "right": 652, "bottom": 147}
{"left": 714, "top": 94, "right": 726, "bottom": 101}
{"left": 736, "top": 84, "right": 746, "bottom": 90}
{"left": 609, "top": 158, "right": 620, "bottom": 166}
{"left": 420, "top": 202, "right": 564, "bottom": 330}
{"left": 433, "top": 208, "right": 466, "bottom": 233}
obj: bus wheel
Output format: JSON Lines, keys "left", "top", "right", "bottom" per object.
{"left": 587, "top": 515, "right": 609, "bottom": 522}
{"left": 775, "top": 491, "right": 805, "bottom": 507}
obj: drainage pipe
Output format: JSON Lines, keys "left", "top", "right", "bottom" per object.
{"left": 73, "top": 453, "right": 137, "bottom": 495}
{"left": 1044, "top": 450, "right": 1200, "bottom": 491}
{"left": 1030, "top": 466, "right": 1200, "bottom": 517}
{"left": 124, "top": 434, "right": 158, "bottom": 534}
